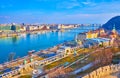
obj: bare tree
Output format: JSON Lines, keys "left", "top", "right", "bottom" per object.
{"left": 47, "top": 67, "right": 73, "bottom": 78}
{"left": 8, "top": 52, "right": 15, "bottom": 61}
{"left": 92, "top": 48, "right": 113, "bottom": 67}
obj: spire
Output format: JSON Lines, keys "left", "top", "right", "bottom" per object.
{"left": 75, "top": 34, "right": 78, "bottom": 42}
{"left": 112, "top": 24, "right": 116, "bottom": 33}
{"left": 113, "top": 24, "right": 116, "bottom": 30}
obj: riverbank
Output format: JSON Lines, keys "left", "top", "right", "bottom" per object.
{"left": 0, "top": 26, "right": 99, "bottom": 63}
{"left": 0, "top": 43, "right": 63, "bottom": 69}
{"left": 0, "top": 29, "right": 56, "bottom": 38}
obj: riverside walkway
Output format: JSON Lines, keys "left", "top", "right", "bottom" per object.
{"left": 0, "top": 46, "right": 113, "bottom": 77}
{"left": 0, "top": 44, "right": 61, "bottom": 70}
{"left": 0, "top": 45, "right": 79, "bottom": 78}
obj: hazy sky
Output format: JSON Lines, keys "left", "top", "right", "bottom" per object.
{"left": 0, "top": 0, "right": 120, "bottom": 24}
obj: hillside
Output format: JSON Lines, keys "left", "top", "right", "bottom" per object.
{"left": 102, "top": 16, "right": 120, "bottom": 30}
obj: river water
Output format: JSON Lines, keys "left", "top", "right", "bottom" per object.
{"left": 0, "top": 26, "right": 99, "bottom": 63}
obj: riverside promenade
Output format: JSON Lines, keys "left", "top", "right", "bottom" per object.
{"left": 0, "top": 45, "right": 112, "bottom": 78}
{"left": 0, "top": 43, "right": 63, "bottom": 70}
{"left": 0, "top": 44, "right": 79, "bottom": 78}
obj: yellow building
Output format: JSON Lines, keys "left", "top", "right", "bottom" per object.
{"left": 86, "top": 31, "right": 92, "bottom": 38}
{"left": 86, "top": 31, "right": 98, "bottom": 39}
{"left": 98, "top": 28, "right": 107, "bottom": 37}
{"left": 29, "top": 26, "right": 35, "bottom": 31}
{"left": 99, "top": 28, "right": 105, "bottom": 34}
{"left": 20, "top": 26, "right": 26, "bottom": 31}
{"left": 77, "top": 30, "right": 99, "bottom": 44}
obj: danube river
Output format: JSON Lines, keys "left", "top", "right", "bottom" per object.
{"left": 0, "top": 26, "right": 99, "bottom": 63}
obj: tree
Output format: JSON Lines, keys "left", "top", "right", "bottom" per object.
{"left": 8, "top": 52, "right": 15, "bottom": 61}
{"left": 47, "top": 67, "right": 73, "bottom": 78}
{"left": 92, "top": 48, "right": 113, "bottom": 67}
{"left": 11, "top": 25, "right": 16, "bottom": 31}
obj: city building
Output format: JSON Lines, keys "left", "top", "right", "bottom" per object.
{"left": 83, "top": 38, "right": 111, "bottom": 48}
{"left": 77, "top": 31, "right": 98, "bottom": 42}
{"left": 98, "top": 28, "right": 107, "bottom": 37}
{"left": 40, "top": 26, "right": 49, "bottom": 30}
{"left": 86, "top": 31, "right": 98, "bottom": 39}
{"left": 57, "top": 46, "right": 72, "bottom": 54}
{"left": 20, "top": 26, "right": 26, "bottom": 31}
{"left": 109, "top": 25, "right": 118, "bottom": 39}
{"left": 77, "top": 33, "right": 86, "bottom": 42}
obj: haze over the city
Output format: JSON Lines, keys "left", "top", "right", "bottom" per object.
{"left": 0, "top": 0, "right": 120, "bottom": 24}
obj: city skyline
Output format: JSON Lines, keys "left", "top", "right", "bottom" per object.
{"left": 0, "top": 0, "right": 120, "bottom": 24}
{"left": 0, "top": 1, "right": 120, "bottom": 77}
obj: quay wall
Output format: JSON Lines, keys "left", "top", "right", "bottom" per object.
{"left": 82, "top": 64, "right": 120, "bottom": 78}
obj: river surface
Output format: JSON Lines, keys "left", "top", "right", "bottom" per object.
{"left": 0, "top": 26, "right": 99, "bottom": 63}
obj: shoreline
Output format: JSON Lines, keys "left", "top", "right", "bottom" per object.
{"left": 0, "top": 29, "right": 55, "bottom": 38}
{"left": 0, "top": 41, "right": 65, "bottom": 66}
{"left": 0, "top": 26, "right": 100, "bottom": 67}
{"left": 0, "top": 26, "right": 100, "bottom": 64}
{"left": 0, "top": 25, "right": 99, "bottom": 38}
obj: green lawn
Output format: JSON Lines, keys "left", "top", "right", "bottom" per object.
{"left": 44, "top": 48, "right": 93, "bottom": 70}
{"left": 18, "top": 75, "right": 32, "bottom": 78}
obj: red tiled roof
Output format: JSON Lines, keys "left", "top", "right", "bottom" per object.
{"left": 41, "top": 26, "right": 48, "bottom": 30}
{"left": 109, "top": 31, "right": 117, "bottom": 35}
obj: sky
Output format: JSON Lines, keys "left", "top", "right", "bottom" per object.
{"left": 0, "top": 0, "right": 120, "bottom": 24}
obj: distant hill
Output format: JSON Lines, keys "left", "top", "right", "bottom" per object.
{"left": 102, "top": 16, "right": 120, "bottom": 30}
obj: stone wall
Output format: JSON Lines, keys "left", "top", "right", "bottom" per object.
{"left": 82, "top": 64, "right": 120, "bottom": 78}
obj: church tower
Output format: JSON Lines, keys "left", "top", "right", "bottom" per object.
{"left": 109, "top": 24, "right": 118, "bottom": 39}
{"left": 112, "top": 24, "right": 116, "bottom": 33}
{"left": 75, "top": 34, "right": 78, "bottom": 42}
